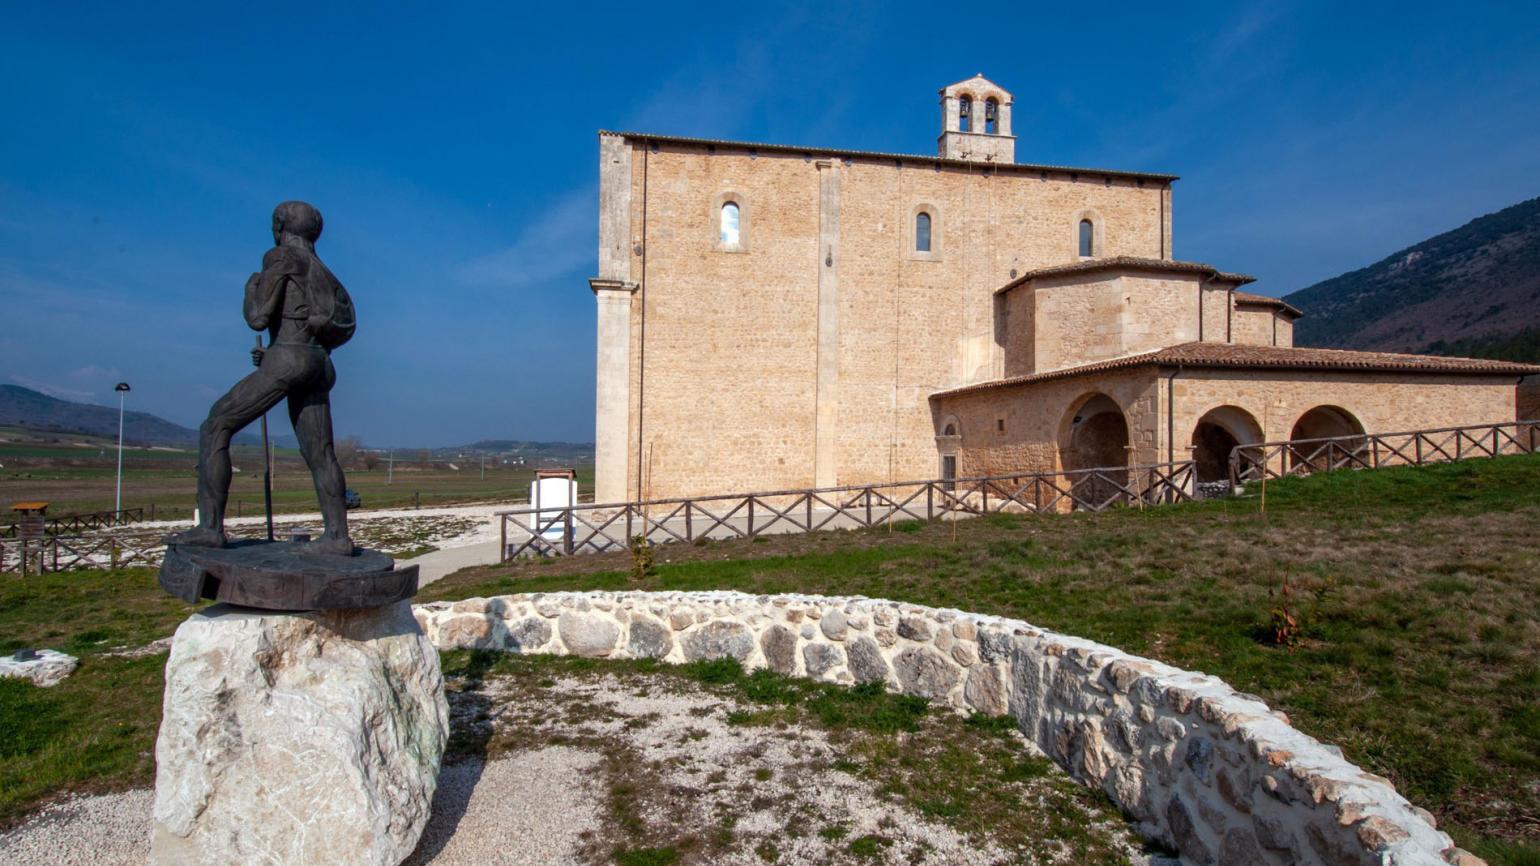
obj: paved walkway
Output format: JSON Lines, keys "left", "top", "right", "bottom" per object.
{"left": 402, "top": 540, "right": 502, "bottom": 586}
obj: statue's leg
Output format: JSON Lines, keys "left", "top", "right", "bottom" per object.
{"left": 289, "top": 381, "right": 352, "bottom": 555}
{"left": 170, "top": 370, "right": 286, "bottom": 547}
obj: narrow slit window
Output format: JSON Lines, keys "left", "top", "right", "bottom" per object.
{"left": 1079, "top": 219, "right": 1094, "bottom": 257}
{"left": 958, "top": 97, "right": 972, "bottom": 133}
{"left": 720, "top": 202, "right": 740, "bottom": 246}
{"left": 916, "top": 212, "right": 932, "bottom": 252}
{"left": 984, "top": 98, "right": 998, "bottom": 134}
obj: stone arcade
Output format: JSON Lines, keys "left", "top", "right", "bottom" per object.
{"left": 589, "top": 74, "right": 1539, "bottom": 502}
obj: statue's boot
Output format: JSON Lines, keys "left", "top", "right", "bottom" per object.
{"left": 167, "top": 526, "right": 228, "bottom": 548}
{"left": 307, "top": 534, "right": 355, "bottom": 556}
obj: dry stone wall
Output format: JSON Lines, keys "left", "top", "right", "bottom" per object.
{"left": 414, "top": 590, "right": 1477, "bottom": 866}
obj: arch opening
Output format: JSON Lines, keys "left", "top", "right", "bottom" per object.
{"left": 1190, "top": 405, "right": 1264, "bottom": 484}
{"left": 1078, "top": 219, "right": 1094, "bottom": 257}
{"left": 1288, "top": 406, "right": 1366, "bottom": 473}
{"left": 719, "top": 201, "right": 741, "bottom": 246}
{"left": 1060, "top": 394, "right": 1130, "bottom": 508}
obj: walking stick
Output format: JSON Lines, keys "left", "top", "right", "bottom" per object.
{"left": 257, "top": 334, "right": 275, "bottom": 542}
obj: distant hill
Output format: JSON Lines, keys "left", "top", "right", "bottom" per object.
{"left": 1284, "top": 196, "right": 1540, "bottom": 363}
{"left": 0, "top": 384, "right": 253, "bottom": 447}
{"left": 442, "top": 439, "right": 594, "bottom": 460}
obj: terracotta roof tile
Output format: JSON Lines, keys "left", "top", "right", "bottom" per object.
{"left": 993, "top": 257, "right": 1255, "bottom": 296}
{"left": 932, "top": 342, "right": 1540, "bottom": 398}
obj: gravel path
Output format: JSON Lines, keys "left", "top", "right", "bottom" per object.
{"left": 0, "top": 789, "right": 152, "bottom": 866}
{"left": 403, "top": 747, "right": 602, "bottom": 865}
{"left": 0, "top": 749, "right": 600, "bottom": 866}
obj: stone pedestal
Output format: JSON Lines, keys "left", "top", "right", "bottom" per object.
{"left": 151, "top": 601, "right": 448, "bottom": 866}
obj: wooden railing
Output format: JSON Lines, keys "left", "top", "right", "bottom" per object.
{"left": 0, "top": 531, "right": 163, "bottom": 575}
{"left": 498, "top": 461, "right": 1197, "bottom": 559}
{"left": 1228, "top": 420, "right": 1540, "bottom": 484}
{"left": 0, "top": 507, "right": 145, "bottom": 539}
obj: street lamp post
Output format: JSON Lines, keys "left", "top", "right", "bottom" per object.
{"left": 114, "top": 382, "right": 132, "bottom": 516}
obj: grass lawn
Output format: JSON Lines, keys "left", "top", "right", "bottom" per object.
{"left": 0, "top": 569, "right": 203, "bottom": 826}
{"left": 2, "top": 456, "right": 1537, "bottom": 863}
{"left": 426, "top": 454, "right": 1540, "bottom": 865}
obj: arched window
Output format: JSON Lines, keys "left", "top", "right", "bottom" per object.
{"left": 984, "top": 98, "right": 998, "bottom": 134}
{"left": 720, "top": 202, "right": 740, "bottom": 246}
{"left": 958, "top": 97, "right": 972, "bottom": 133}
{"left": 916, "top": 212, "right": 932, "bottom": 252}
{"left": 1078, "top": 219, "right": 1094, "bottom": 257}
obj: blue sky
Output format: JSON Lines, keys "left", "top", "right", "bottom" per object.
{"left": 3, "top": 1, "right": 1538, "bottom": 446}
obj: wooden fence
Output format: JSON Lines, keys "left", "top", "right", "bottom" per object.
{"left": 0, "top": 532, "right": 163, "bottom": 575}
{"left": 1228, "top": 420, "right": 1540, "bottom": 484}
{"left": 0, "top": 507, "right": 145, "bottom": 539}
{"left": 499, "top": 461, "right": 1197, "bottom": 559}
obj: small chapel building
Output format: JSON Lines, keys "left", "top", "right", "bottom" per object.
{"left": 588, "top": 74, "right": 1537, "bottom": 503}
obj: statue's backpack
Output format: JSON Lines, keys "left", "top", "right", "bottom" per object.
{"left": 266, "top": 246, "right": 357, "bottom": 350}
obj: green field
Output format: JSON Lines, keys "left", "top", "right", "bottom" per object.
{"left": 4, "top": 457, "right": 1538, "bottom": 863}
{"left": 0, "top": 428, "right": 593, "bottom": 518}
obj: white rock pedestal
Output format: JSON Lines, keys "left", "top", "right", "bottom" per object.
{"left": 151, "top": 601, "right": 448, "bottom": 866}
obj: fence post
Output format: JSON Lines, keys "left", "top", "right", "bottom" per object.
{"left": 685, "top": 502, "right": 693, "bottom": 543}
{"left": 500, "top": 515, "right": 507, "bottom": 562}
{"left": 748, "top": 497, "right": 755, "bottom": 537}
{"left": 806, "top": 495, "right": 813, "bottom": 531}
{"left": 563, "top": 510, "right": 573, "bottom": 555}
{"left": 926, "top": 484, "right": 934, "bottom": 521}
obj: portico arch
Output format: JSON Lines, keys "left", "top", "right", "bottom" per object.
{"left": 1190, "top": 405, "right": 1263, "bottom": 483}
{"left": 1059, "top": 393, "right": 1130, "bottom": 507}
{"left": 1289, "top": 405, "right": 1366, "bottom": 472}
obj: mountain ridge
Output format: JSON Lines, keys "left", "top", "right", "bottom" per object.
{"left": 0, "top": 384, "right": 255, "bottom": 447}
{"left": 1283, "top": 196, "right": 1540, "bottom": 362}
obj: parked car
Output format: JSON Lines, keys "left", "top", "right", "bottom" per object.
{"left": 344, "top": 489, "right": 362, "bottom": 509}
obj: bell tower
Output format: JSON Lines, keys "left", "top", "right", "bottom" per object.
{"left": 938, "top": 74, "right": 1015, "bottom": 163}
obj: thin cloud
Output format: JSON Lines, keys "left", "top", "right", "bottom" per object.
{"left": 69, "top": 364, "right": 122, "bottom": 381}
{"left": 458, "top": 187, "right": 596, "bottom": 289}
{"left": 1209, "top": 3, "right": 1285, "bottom": 64}
{"left": 10, "top": 374, "right": 96, "bottom": 403}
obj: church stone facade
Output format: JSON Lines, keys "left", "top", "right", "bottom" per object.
{"left": 590, "top": 75, "right": 1536, "bottom": 503}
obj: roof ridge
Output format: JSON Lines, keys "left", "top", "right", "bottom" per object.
{"left": 932, "top": 342, "right": 1540, "bottom": 399}
{"left": 994, "top": 257, "right": 1256, "bottom": 296}
{"left": 598, "top": 130, "right": 1179, "bottom": 183}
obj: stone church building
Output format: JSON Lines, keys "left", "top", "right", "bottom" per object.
{"left": 588, "top": 74, "right": 1536, "bottom": 503}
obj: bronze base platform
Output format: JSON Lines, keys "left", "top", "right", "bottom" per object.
{"left": 159, "top": 540, "right": 419, "bottom": 610}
